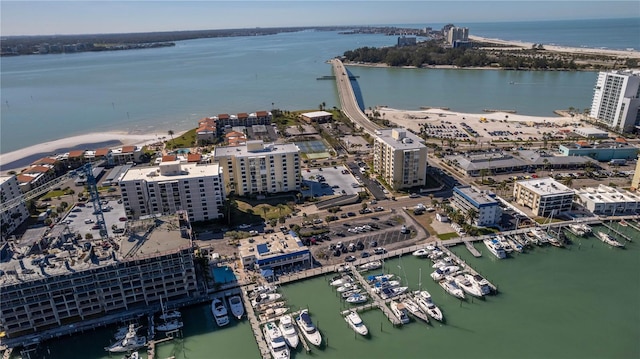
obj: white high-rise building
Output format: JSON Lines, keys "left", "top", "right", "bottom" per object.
{"left": 590, "top": 70, "right": 640, "bottom": 133}
{"left": 119, "top": 161, "right": 225, "bottom": 222}
{"left": 0, "top": 175, "right": 30, "bottom": 239}
{"left": 213, "top": 140, "right": 301, "bottom": 196}
{"left": 373, "top": 128, "right": 428, "bottom": 190}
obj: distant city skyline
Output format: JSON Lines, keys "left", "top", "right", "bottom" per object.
{"left": 1, "top": 1, "right": 638, "bottom": 36}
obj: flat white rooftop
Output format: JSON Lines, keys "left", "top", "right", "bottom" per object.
{"left": 121, "top": 162, "right": 221, "bottom": 181}
{"left": 516, "top": 178, "right": 574, "bottom": 196}
{"left": 575, "top": 184, "right": 640, "bottom": 203}
{"left": 375, "top": 128, "right": 426, "bottom": 150}
{"left": 213, "top": 140, "right": 299, "bottom": 157}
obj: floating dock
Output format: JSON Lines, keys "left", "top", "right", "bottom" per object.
{"left": 241, "top": 292, "right": 271, "bottom": 359}
{"left": 601, "top": 222, "right": 633, "bottom": 242}
{"left": 464, "top": 241, "right": 482, "bottom": 257}
{"left": 439, "top": 245, "right": 498, "bottom": 293}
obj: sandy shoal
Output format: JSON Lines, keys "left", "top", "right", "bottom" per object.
{"left": 469, "top": 35, "right": 640, "bottom": 59}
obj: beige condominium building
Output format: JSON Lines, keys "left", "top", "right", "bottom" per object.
{"left": 120, "top": 161, "right": 225, "bottom": 222}
{"left": 513, "top": 178, "right": 574, "bottom": 217}
{"left": 631, "top": 160, "right": 640, "bottom": 191}
{"left": 575, "top": 184, "right": 640, "bottom": 215}
{"left": 373, "top": 128, "right": 427, "bottom": 190}
{"left": 213, "top": 140, "right": 301, "bottom": 196}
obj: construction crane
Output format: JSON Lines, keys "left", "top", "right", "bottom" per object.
{"left": 1, "top": 163, "right": 108, "bottom": 239}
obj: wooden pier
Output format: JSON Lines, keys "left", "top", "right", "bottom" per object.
{"left": 626, "top": 220, "right": 640, "bottom": 232}
{"left": 464, "top": 241, "right": 482, "bottom": 257}
{"left": 601, "top": 222, "right": 634, "bottom": 242}
{"left": 439, "top": 245, "right": 498, "bottom": 293}
{"left": 349, "top": 267, "right": 403, "bottom": 326}
{"left": 241, "top": 292, "right": 272, "bottom": 359}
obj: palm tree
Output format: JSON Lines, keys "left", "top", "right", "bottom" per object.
{"left": 466, "top": 208, "right": 478, "bottom": 225}
{"left": 542, "top": 158, "right": 550, "bottom": 176}
{"left": 479, "top": 168, "right": 489, "bottom": 183}
{"left": 168, "top": 130, "right": 175, "bottom": 142}
{"left": 561, "top": 177, "right": 573, "bottom": 187}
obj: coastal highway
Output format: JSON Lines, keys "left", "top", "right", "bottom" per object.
{"left": 330, "top": 59, "right": 381, "bottom": 136}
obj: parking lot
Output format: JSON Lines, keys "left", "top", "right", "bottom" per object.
{"left": 301, "top": 166, "right": 363, "bottom": 198}
{"left": 61, "top": 199, "right": 127, "bottom": 238}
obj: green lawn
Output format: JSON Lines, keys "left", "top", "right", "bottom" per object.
{"left": 437, "top": 232, "right": 459, "bottom": 241}
{"left": 167, "top": 128, "right": 197, "bottom": 149}
{"left": 236, "top": 200, "right": 293, "bottom": 221}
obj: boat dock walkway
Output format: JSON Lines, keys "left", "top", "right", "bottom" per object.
{"left": 147, "top": 336, "right": 174, "bottom": 359}
{"left": 626, "top": 220, "right": 640, "bottom": 232}
{"left": 464, "top": 241, "right": 482, "bottom": 257}
{"left": 438, "top": 245, "right": 498, "bottom": 293}
{"left": 349, "top": 267, "right": 403, "bottom": 326}
{"left": 602, "top": 222, "right": 634, "bottom": 242}
{"left": 241, "top": 291, "right": 271, "bottom": 359}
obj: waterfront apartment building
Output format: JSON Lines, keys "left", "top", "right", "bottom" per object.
{"left": 631, "top": 160, "right": 640, "bottom": 191}
{"left": 0, "top": 176, "right": 30, "bottom": 239}
{"left": 0, "top": 214, "right": 199, "bottom": 339}
{"left": 513, "top": 178, "right": 575, "bottom": 217}
{"left": 119, "top": 161, "right": 225, "bottom": 222}
{"left": 213, "top": 140, "right": 301, "bottom": 196}
{"left": 575, "top": 184, "right": 640, "bottom": 215}
{"left": 589, "top": 70, "right": 640, "bottom": 133}
{"left": 373, "top": 128, "right": 428, "bottom": 190}
{"left": 452, "top": 185, "right": 502, "bottom": 227}
{"left": 446, "top": 26, "right": 468, "bottom": 45}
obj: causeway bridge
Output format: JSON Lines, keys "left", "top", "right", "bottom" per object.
{"left": 330, "top": 58, "right": 381, "bottom": 136}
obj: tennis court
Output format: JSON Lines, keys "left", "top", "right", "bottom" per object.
{"left": 295, "top": 140, "right": 330, "bottom": 159}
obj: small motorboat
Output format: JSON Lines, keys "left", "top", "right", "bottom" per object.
{"left": 251, "top": 293, "right": 282, "bottom": 308}
{"left": 346, "top": 293, "right": 368, "bottom": 304}
{"left": 337, "top": 282, "right": 358, "bottom": 293}
{"left": 412, "top": 248, "right": 430, "bottom": 257}
{"left": 228, "top": 294, "right": 245, "bottom": 319}
{"left": 155, "top": 319, "right": 184, "bottom": 332}
{"left": 389, "top": 300, "right": 410, "bottom": 324}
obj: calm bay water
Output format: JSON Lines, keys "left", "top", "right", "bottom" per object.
{"left": 39, "top": 224, "right": 640, "bottom": 359}
{"left": 4, "top": 18, "right": 639, "bottom": 153}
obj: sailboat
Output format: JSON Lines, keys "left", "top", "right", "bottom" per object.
{"left": 156, "top": 297, "right": 183, "bottom": 332}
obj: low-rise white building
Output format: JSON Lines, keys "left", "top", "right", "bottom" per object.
{"left": 575, "top": 184, "right": 640, "bottom": 215}
{"left": 120, "top": 161, "right": 225, "bottom": 222}
{"left": 452, "top": 185, "right": 502, "bottom": 227}
{"left": 513, "top": 178, "right": 574, "bottom": 217}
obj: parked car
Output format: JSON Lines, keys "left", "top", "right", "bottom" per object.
{"left": 373, "top": 247, "right": 386, "bottom": 255}
{"left": 345, "top": 255, "right": 356, "bottom": 262}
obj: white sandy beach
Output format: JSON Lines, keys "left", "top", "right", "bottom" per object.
{"left": 0, "top": 132, "right": 163, "bottom": 172}
{"left": 469, "top": 35, "right": 640, "bottom": 59}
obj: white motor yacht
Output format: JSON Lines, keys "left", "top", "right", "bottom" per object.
{"left": 251, "top": 293, "right": 282, "bottom": 308}
{"left": 341, "top": 288, "right": 362, "bottom": 299}
{"left": 259, "top": 308, "right": 290, "bottom": 322}
{"left": 380, "top": 286, "right": 408, "bottom": 300}
{"left": 454, "top": 274, "right": 484, "bottom": 298}
{"left": 211, "top": 298, "right": 230, "bottom": 327}
{"left": 389, "top": 300, "right": 411, "bottom": 324}
{"left": 483, "top": 238, "right": 507, "bottom": 259}
{"left": 431, "top": 256, "right": 455, "bottom": 269}
{"left": 105, "top": 324, "right": 147, "bottom": 353}
{"left": 155, "top": 319, "right": 184, "bottom": 332}
{"left": 358, "top": 260, "right": 383, "bottom": 272}
{"left": 507, "top": 236, "right": 524, "bottom": 253}
{"left": 296, "top": 309, "right": 322, "bottom": 346}
{"left": 337, "top": 282, "right": 358, "bottom": 293}
{"left": 228, "top": 294, "right": 245, "bottom": 320}
{"left": 263, "top": 321, "right": 290, "bottom": 359}
{"left": 413, "top": 291, "right": 443, "bottom": 322}
{"left": 345, "top": 311, "right": 369, "bottom": 335}
{"left": 346, "top": 293, "right": 368, "bottom": 304}
{"left": 531, "top": 228, "right": 550, "bottom": 245}
{"left": 330, "top": 275, "right": 353, "bottom": 287}
{"left": 412, "top": 248, "right": 430, "bottom": 258}
{"left": 278, "top": 314, "right": 299, "bottom": 349}
{"left": 430, "top": 265, "right": 460, "bottom": 281}
{"left": 427, "top": 249, "right": 445, "bottom": 260}
{"left": 247, "top": 285, "right": 278, "bottom": 297}
{"left": 439, "top": 276, "right": 465, "bottom": 299}
{"left": 467, "top": 273, "right": 492, "bottom": 296}
{"left": 401, "top": 297, "right": 430, "bottom": 323}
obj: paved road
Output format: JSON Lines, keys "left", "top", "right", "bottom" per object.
{"left": 330, "top": 59, "right": 381, "bottom": 136}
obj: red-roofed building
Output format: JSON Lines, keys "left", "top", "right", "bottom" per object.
{"left": 211, "top": 110, "right": 272, "bottom": 135}
{"left": 162, "top": 155, "right": 177, "bottom": 162}
{"left": 95, "top": 148, "right": 111, "bottom": 157}
{"left": 68, "top": 150, "right": 85, "bottom": 158}
{"left": 32, "top": 157, "right": 58, "bottom": 166}
{"left": 225, "top": 131, "right": 247, "bottom": 147}
{"left": 187, "top": 153, "right": 202, "bottom": 163}
{"left": 615, "top": 137, "right": 627, "bottom": 143}
{"left": 18, "top": 165, "right": 55, "bottom": 191}
{"left": 197, "top": 118, "right": 217, "bottom": 144}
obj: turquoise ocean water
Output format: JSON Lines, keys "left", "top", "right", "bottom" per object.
{"left": 1, "top": 18, "right": 638, "bottom": 153}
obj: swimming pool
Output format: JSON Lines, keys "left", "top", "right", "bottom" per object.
{"left": 212, "top": 266, "right": 237, "bottom": 284}
{"left": 173, "top": 148, "right": 191, "bottom": 154}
